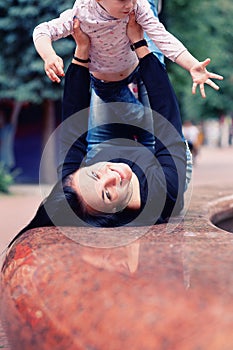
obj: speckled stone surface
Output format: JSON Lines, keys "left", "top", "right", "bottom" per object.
{"left": 1, "top": 177, "right": 233, "bottom": 350}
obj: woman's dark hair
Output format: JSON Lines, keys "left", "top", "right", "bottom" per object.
{"left": 9, "top": 174, "right": 137, "bottom": 247}
{"left": 61, "top": 181, "right": 120, "bottom": 228}
{"left": 62, "top": 175, "right": 137, "bottom": 227}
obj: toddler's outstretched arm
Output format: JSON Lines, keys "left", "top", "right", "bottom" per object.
{"left": 128, "top": 12, "right": 223, "bottom": 98}
{"left": 34, "top": 18, "right": 90, "bottom": 83}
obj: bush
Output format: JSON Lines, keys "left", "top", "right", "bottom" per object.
{"left": 0, "top": 163, "right": 14, "bottom": 193}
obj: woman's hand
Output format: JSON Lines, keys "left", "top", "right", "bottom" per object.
{"left": 72, "top": 17, "right": 90, "bottom": 66}
{"left": 127, "top": 12, "right": 150, "bottom": 59}
{"left": 190, "top": 58, "right": 224, "bottom": 98}
{"left": 127, "top": 11, "right": 144, "bottom": 43}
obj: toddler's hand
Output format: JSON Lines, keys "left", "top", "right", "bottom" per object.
{"left": 190, "top": 58, "right": 224, "bottom": 98}
{"left": 44, "top": 54, "right": 64, "bottom": 83}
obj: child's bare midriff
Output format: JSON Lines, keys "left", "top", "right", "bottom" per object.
{"left": 91, "top": 62, "right": 139, "bottom": 82}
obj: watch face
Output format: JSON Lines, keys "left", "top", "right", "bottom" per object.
{"left": 130, "top": 44, "right": 135, "bottom": 51}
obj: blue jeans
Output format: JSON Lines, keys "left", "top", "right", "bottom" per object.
{"left": 87, "top": 63, "right": 193, "bottom": 190}
{"left": 86, "top": 66, "right": 155, "bottom": 157}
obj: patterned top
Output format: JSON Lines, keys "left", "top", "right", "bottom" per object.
{"left": 33, "top": 0, "right": 187, "bottom": 73}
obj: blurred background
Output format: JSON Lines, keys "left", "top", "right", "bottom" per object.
{"left": 0, "top": 2, "right": 232, "bottom": 346}
{"left": 0, "top": 0, "right": 232, "bottom": 187}
{"left": 1, "top": 1, "right": 232, "bottom": 347}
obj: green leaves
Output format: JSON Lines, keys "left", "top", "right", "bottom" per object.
{"left": 0, "top": 163, "right": 14, "bottom": 193}
{"left": 163, "top": 0, "right": 232, "bottom": 121}
{"left": 0, "top": 0, "right": 74, "bottom": 104}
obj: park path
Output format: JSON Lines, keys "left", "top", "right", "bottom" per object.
{"left": 192, "top": 145, "right": 233, "bottom": 187}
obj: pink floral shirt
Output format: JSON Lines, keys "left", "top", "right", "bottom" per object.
{"left": 33, "top": 0, "right": 187, "bottom": 73}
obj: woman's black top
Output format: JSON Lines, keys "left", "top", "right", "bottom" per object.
{"left": 59, "top": 54, "right": 186, "bottom": 225}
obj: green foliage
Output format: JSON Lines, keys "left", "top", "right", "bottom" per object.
{"left": 0, "top": 0, "right": 74, "bottom": 104}
{"left": 162, "top": 0, "right": 233, "bottom": 121}
{"left": 0, "top": 0, "right": 232, "bottom": 121}
{"left": 0, "top": 163, "right": 14, "bottom": 193}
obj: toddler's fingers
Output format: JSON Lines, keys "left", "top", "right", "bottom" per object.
{"left": 201, "top": 58, "right": 211, "bottom": 68}
{"left": 206, "top": 79, "right": 220, "bottom": 91}
{"left": 192, "top": 82, "right": 197, "bottom": 95}
{"left": 192, "top": 82, "right": 206, "bottom": 98}
{"left": 199, "top": 83, "right": 206, "bottom": 99}
{"left": 54, "top": 61, "right": 64, "bottom": 77}
{"left": 46, "top": 68, "right": 61, "bottom": 83}
{"left": 209, "top": 72, "right": 224, "bottom": 81}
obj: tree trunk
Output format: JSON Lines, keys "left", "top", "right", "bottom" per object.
{"left": 40, "top": 99, "right": 57, "bottom": 184}
{"left": 0, "top": 101, "right": 23, "bottom": 170}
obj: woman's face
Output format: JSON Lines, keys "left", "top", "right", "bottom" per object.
{"left": 73, "top": 162, "right": 133, "bottom": 214}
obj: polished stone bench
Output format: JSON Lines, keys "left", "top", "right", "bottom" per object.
{"left": 1, "top": 183, "right": 233, "bottom": 350}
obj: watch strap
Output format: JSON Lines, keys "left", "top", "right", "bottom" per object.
{"left": 73, "top": 56, "right": 91, "bottom": 63}
{"left": 130, "top": 39, "right": 148, "bottom": 51}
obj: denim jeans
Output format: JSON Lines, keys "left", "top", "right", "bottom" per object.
{"left": 185, "top": 140, "right": 193, "bottom": 190}
{"left": 87, "top": 65, "right": 193, "bottom": 190}
{"left": 86, "top": 66, "right": 156, "bottom": 158}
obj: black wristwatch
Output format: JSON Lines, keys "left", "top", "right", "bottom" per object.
{"left": 130, "top": 39, "right": 148, "bottom": 51}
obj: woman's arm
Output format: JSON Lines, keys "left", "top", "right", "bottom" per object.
{"left": 58, "top": 60, "right": 90, "bottom": 179}
{"left": 62, "top": 18, "right": 91, "bottom": 120}
{"left": 58, "top": 19, "right": 92, "bottom": 179}
{"left": 127, "top": 15, "right": 186, "bottom": 216}
{"left": 127, "top": 12, "right": 185, "bottom": 155}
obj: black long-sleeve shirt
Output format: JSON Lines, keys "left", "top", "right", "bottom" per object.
{"left": 60, "top": 54, "right": 186, "bottom": 224}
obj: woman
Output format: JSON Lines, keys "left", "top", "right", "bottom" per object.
{"left": 9, "top": 17, "right": 187, "bottom": 246}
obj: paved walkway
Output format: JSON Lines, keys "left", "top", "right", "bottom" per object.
{"left": 0, "top": 146, "right": 232, "bottom": 349}
{"left": 192, "top": 145, "right": 233, "bottom": 187}
{"left": 0, "top": 185, "right": 51, "bottom": 260}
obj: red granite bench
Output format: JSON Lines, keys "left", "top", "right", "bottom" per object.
{"left": 1, "top": 186, "right": 233, "bottom": 350}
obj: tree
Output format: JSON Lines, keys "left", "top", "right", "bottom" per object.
{"left": 162, "top": 0, "right": 233, "bottom": 122}
{"left": 0, "top": 0, "right": 75, "bottom": 181}
{"left": 0, "top": 0, "right": 75, "bottom": 102}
